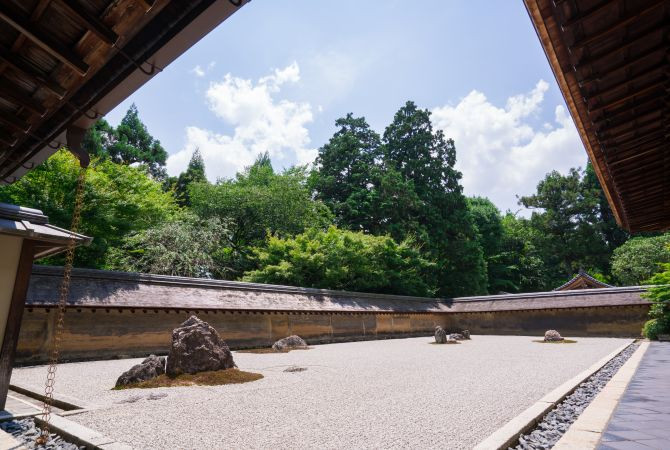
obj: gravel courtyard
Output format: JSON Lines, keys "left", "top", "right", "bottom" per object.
{"left": 11, "top": 336, "right": 630, "bottom": 449}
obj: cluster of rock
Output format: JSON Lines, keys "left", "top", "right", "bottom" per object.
{"left": 434, "top": 326, "right": 471, "bottom": 344}
{"left": 544, "top": 329, "right": 565, "bottom": 342}
{"left": 115, "top": 315, "right": 236, "bottom": 387}
{"left": 272, "top": 335, "right": 308, "bottom": 351}
{"left": 115, "top": 315, "right": 310, "bottom": 387}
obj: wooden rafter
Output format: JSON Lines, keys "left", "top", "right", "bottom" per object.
{"left": 0, "top": 3, "right": 89, "bottom": 75}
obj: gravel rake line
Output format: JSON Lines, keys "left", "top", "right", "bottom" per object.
{"left": 510, "top": 342, "right": 640, "bottom": 450}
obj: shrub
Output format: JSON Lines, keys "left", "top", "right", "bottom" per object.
{"left": 243, "top": 226, "right": 436, "bottom": 297}
{"left": 611, "top": 234, "right": 670, "bottom": 286}
{"left": 642, "top": 261, "right": 670, "bottom": 340}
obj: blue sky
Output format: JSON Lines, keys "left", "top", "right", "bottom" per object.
{"left": 106, "top": 0, "right": 588, "bottom": 213}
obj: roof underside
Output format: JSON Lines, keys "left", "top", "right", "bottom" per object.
{"left": 0, "top": 0, "right": 246, "bottom": 184}
{"left": 524, "top": 0, "right": 669, "bottom": 232}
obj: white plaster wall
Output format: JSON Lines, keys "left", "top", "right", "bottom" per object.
{"left": 0, "top": 235, "right": 23, "bottom": 349}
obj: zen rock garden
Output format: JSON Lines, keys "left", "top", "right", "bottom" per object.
{"left": 115, "top": 316, "right": 305, "bottom": 388}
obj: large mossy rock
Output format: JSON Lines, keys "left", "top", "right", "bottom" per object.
{"left": 272, "top": 335, "right": 308, "bottom": 351}
{"left": 166, "top": 316, "right": 236, "bottom": 377}
{"left": 116, "top": 355, "right": 166, "bottom": 387}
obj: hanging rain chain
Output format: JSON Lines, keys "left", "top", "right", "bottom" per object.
{"left": 36, "top": 166, "right": 87, "bottom": 446}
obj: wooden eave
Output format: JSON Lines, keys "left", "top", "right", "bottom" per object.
{"left": 0, "top": 0, "right": 247, "bottom": 184}
{"left": 524, "top": 0, "right": 669, "bottom": 232}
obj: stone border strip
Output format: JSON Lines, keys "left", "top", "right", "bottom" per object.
{"left": 474, "top": 340, "right": 634, "bottom": 450}
{"left": 33, "top": 413, "right": 131, "bottom": 450}
{"left": 553, "top": 341, "right": 650, "bottom": 449}
{"left": 0, "top": 428, "right": 27, "bottom": 449}
{"left": 9, "top": 382, "right": 97, "bottom": 411}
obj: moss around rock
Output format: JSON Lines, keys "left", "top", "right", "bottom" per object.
{"left": 113, "top": 368, "right": 263, "bottom": 389}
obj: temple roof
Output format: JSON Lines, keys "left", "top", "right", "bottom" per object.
{"left": 524, "top": 0, "right": 669, "bottom": 232}
{"left": 0, "top": 202, "right": 90, "bottom": 259}
{"left": 553, "top": 269, "right": 613, "bottom": 291}
{"left": 0, "top": 0, "right": 247, "bottom": 184}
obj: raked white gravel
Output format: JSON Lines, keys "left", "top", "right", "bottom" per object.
{"left": 11, "top": 335, "right": 629, "bottom": 449}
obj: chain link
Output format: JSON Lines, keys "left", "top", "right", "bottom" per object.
{"left": 36, "top": 167, "right": 87, "bottom": 446}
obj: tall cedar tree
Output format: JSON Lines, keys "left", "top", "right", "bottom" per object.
{"left": 379, "top": 102, "right": 486, "bottom": 296}
{"left": 310, "top": 114, "right": 380, "bottom": 232}
{"left": 175, "top": 148, "right": 208, "bottom": 206}
{"left": 83, "top": 104, "right": 168, "bottom": 179}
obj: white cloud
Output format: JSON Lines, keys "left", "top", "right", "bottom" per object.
{"left": 168, "top": 62, "right": 316, "bottom": 180}
{"left": 190, "top": 61, "right": 216, "bottom": 78}
{"left": 431, "top": 80, "right": 584, "bottom": 214}
{"left": 191, "top": 65, "right": 205, "bottom": 77}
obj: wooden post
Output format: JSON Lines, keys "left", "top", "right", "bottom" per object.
{"left": 0, "top": 239, "right": 35, "bottom": 409}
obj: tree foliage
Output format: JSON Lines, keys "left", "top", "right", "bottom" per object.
{"left": 174, "top": 148, "right": 208, "bottom": 206}
{"left": 310, "top": 114, "right": 380, "bottom": 231}
{"left": 519, "top": 166, "right": 617, "bottom": 288}
{"left": 311, "top": 102, "right": 486, "bottom": 296}
{"left": 642, "top": 258, "right": 670, "bottom": 340}
{"left": 107, "top": 214, "right": 227, "bottom": 278}
{"left": 190, "top": 154, "right": 332, "bottom": 278}
{"left": 83, "top": 104, "right": 167, "bottom": 179}
{"left": 0, "top": 150, "right": 178, "bottom": 268}
{"left": 244, "top": 226, "right": 436, "bottom": 297}
{"left": 611, "top": 234, "right": 670, "bottom": 286}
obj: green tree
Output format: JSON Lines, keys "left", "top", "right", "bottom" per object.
{"left": 498, "top": 214, "right": 550, "bottom": 292}
{"left": 84, "top": 104, "right": 168, "bottom": 179}
{"left": 190, "top": 154, "right": 332, "bottom": 278}
{"left": 82, "top": 118, "right": 115, "bottom": 159}
{"left": 467, "top": 197, "right": 518, "bottom": 293}
{"left": 175, "top": 148, "right": 208, "bottom": 206}
{"left": 0, "top": 150, "right": 178, "bottom": 268}
{"left": 378, "top": 101, "right": 486, "bottom": 296}
{"left": 642, "top": 260, "right": 670, "bottom": 340}
{"left": 244, "top": 226, "right": 436, "bottom": 297}
{"left": 519, "top": 167, "right": 613, "bottom": 287}
{"left": 310, "top": 114, "right": 380, "bottom": 231}
{"left": 611, "top": 234, "right": 670, "bottom": 286}
{"left": 107, "top": 214, "right": 228, "bottom": 278}
{"left": 583, "top": 162, "right": 629, "bottom": 252}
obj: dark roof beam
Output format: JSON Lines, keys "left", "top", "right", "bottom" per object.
{"left": 0, "top": 111, "right": 30, "bottom": 133}
{"left": 54, "top": 0, "right": 118, "bottom": 45}
{"left": 579, "top": 43, "right": 666, "bottom": 86}
{"left": 569, "top": 3, "right": 665, "bottom": 51}
{"left": 0, "top": 49, "right": 67, "bottom": 98}
{"left": 560, "top": 0, "right": 616, "bottom": 29}
{"left": 0, "top": 4, "right": 89, "bottom": 76}
{"left": 588, "top": 64, "right": 666, "bottom": 102}
{"left": 0, "top": 80, "right": 46, "bottom": 116}
{"left": 591, "top": 95, "right": 662, "bottom": 128}
{"left": 0, "top": 130, "right": 17, "bottom": 147}
{"left": 575, "top": 21, "right": 664, "bottom": 67}
{"left": 596, "top": 109, "right": 661, "bottom": 138}
{"left": 588, "top": 81, "right": 666, "bottom": 116}
{"left": 606, "top": 129, "right": 665, "bottom": 155}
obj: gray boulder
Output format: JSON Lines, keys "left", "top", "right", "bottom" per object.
{"left": 115, "top": 355, "right": 165, "bottom": 387}
{"left": 272, "top": 335, "right": 308, "bottom": 351}
{"left": 166, "top": 316, "right": 236, "bottom": 377}
{"left": 462, "top": 330, "right": 471, "bottom": 340}
{"left": 446, "top": 334, "right": 460, "bottom": 344}
{"left": 434, "top": 326, "right": 447, "bottom": 344}
{"left": 544, "top": 329, "right": 564, "bottom": 341}
{"left": 448, "top": 333, "right": 465, "bottom": 341}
